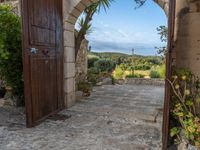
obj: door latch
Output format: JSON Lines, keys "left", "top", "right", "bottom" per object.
{"left": 30, "top": 48, "right": 38, "bottom": 54}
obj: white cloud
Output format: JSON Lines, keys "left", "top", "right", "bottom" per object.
{"left": 87, "top": 21, "right": 162, "bottom": 45}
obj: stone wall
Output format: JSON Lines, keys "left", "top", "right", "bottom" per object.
{"left": 125, "top": 78, "right": 165, "bottom": 87}
{"left": 62, "top": 0, "right": 95, "bottom": 107}
{"left": 75, "top": 38, "right": 88, "bottom": 88}
{"left": 174, "top": 0, "right": 200, "bottom": 76}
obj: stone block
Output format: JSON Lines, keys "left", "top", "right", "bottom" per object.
{"left": 64, "top": 92, "right": 76, "bottom": 108}
{"left": 64, "top": 63, "right": 75, "bottom": 78}
{"left": 64, "top": 47, "right": 75, "bottom": 63}
{"left": 64, "top": 77, "right": 75, "bottom": 93}
{"left": 64, "top": 30, "right": 75, "bottom": 47}
{"left": 63, "top": 22, "right": 74, "bottom": 32}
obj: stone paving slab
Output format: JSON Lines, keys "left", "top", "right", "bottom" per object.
{"left": 0, "top": 85, "right": 164, "bottom": 150}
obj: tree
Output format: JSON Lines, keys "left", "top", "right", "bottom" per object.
{"left": 155, "top": 25, "right": 168, "bottom": 57}
{"left": 75, "top": 0, "right": 114, "bottom": 57}
{"left": 0, "top": 5, "right": 24, "bottom": 105}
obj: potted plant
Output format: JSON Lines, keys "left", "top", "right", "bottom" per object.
{"left": 168, "top": 68, "right": 200, "bottom": 149}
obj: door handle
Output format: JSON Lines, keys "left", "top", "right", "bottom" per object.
{"left": 30, "top": 48, "right": 38, "bottom": 54}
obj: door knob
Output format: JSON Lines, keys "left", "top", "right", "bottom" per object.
{"left": 30, "top": 48, "right": 38, "bottom": 54}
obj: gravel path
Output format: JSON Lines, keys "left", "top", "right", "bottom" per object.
{"left": 0, "top": 85, "right": 164, "bottom": 150}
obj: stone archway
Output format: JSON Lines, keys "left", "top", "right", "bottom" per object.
{"left": 62, "top": 0, "right": 170, "bottom": 108}
{"left": 62, "top": 1, "right": 172, "bottom": 149}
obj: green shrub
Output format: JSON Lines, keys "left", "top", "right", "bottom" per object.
{"left": 126, "top": 73, "right": 144, "bottom": 78}
{"left": 88, "top": 67, "right": 99, "bottom": 75}
{"left": 87, "top": 67, "right": 99, "bottom": 85}
{"left": 157, "top": 64, "right": 166, "bottom": 78}
{"left": 150, "top": 65, "right": 166, "bottom": 79}
{"left": 113, "top": 66, "right": 124, "bottom": 80}
{"left": 88, "top": 55, "right": 99, "bottom": 68}
{"left": 150, "top": 70, "right": 161, "bottom": 78}
{"left": 134, "top": 65, "right": 151, "bottom": 70}
{"left": 94, "top": 59, "right": 115, "bottom": 72}
{"left": 0, "top": 5, "right": 24, "bottom": 105}
{"left": 111, "top": 76, "right": 116, "bottom": 85}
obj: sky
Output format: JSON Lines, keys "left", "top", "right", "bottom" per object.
{"left": 77, "top": 0, "right": 167, "bottom": 56}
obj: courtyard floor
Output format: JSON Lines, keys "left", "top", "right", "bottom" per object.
{"left": 0, "top": 84, "right": 164, "bottom": 150}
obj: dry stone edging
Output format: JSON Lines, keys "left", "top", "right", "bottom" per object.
{"left": 125, "top": 78, "right": 165, "bottom": 86}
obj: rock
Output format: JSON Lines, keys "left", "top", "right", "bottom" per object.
{"left": 96, "top": 82, "right": 103, "bottom": 86}
{"left": 116, "top": 79, "right": 125, "bottom": 85}
{"left": 75, "top": 91, "right": 83, "bottom": 101}
{"left": 101, "top": 77, "right": 112, "bottom": 85}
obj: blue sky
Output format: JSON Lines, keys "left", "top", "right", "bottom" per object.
{"left": 78, "top": 0, "right": 167, "bottom": 56}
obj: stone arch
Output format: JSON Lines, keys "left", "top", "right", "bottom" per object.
{"left": 62, "top": 0, "right": 169, "bottom": 108}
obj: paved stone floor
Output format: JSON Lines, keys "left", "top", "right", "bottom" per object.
{"left": 0, "top": 85, "right": 164, "bottom": 150}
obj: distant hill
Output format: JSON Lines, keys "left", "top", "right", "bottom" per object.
{"left": 89, "top": 51, "right": 162, "bottom": 60}
{"left": 88, "top": 51, "right": 164, "bottom": 70}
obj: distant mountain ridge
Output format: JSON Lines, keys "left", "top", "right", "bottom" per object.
{"left": 89, "top": 52, "right": 161, "bottom": 59}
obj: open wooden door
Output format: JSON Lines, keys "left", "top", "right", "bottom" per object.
{"left": 21, "top": 0, "right": 64, "bottom": 127}
{"left": 162, "top": 0, "right": 176, "bottom": 149}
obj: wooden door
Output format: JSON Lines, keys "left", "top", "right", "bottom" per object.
{"left": 21, "top": 0, "right": 64, "bottom": 127}
{"left": 162, "top": 0, "right": 176, "bottom": 149}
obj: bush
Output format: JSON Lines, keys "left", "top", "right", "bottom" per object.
{"left": 88, "top": 55, "right": 99, "bottom": 68}
{"left": 150, "top": 65, "right": 166, "bottom": 79}
{"left": 0, "top": 5, "right": 24, "bottom": 105}
{"left": 87, "top": 67, "right": 99, "bottom": 85}
{"left": 126, "top": 73, "right": 144, "bottom": 78}
{"left": 150, "top": 70, "right": 161, "bottom": 78}
{"left": 157, "top": 64, "right": 166, "bottom": 78}
{"left": 94, "top": 59, "right": 115, "bottom": 72}
{"left": 134, "top": 65, "right": 151, "bottom": 70}
{"left": 113, "top": 66, "right": 124, "bottom": 80}
{"left": 88, "top": 67, "right": 99, "bottom": 75}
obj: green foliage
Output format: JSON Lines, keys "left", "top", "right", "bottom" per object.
{"left": 126, "top": 73, "right": 144, "bottom": 78}
{"left": 157, "top": 25, "right": 168, "bottom": 43}
{"left": 88, "top": 67, "right": 99, "bottom": 74}
{"left": 156, "top": 64, "right": 166, "bottom": 78}
{"left": 88, "top": 54, "right": 99, "bottom": 68}
{"left": 170, "top": 127, "right": 180, "bottom": 138}
{"left": 155, "top": 25, "right": 168, "bottom": 57}
{"left": 134, "top": 64, "right": 151, "bottom": 70}
{"left": 87, "top": 68, "right": 98, "bottom": 85}
{"left": 78, "top": 17, "right": 92, "bottom": 35}
{"left": 169, "top": 68, "right": 200, "bottom": 148}
{"left": 94, "top": 59, "right": 115, "bottom": 72}
{"left": 113, "top": 66, "right": 124, "bottom": 80}
{"left": 149, "top": 65, "right": 165, "bottom": 79}
{"left": 150, "top": 70, "right": 161, "bottom": 78}
{"left": 0, "top": 5, "right": 24, "bottom": 105}
{"left": 89, "top": 52, "right": 163, "bottom": 71}
{"left": 111, "top": 75, "right": 116, "bottom": 85}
